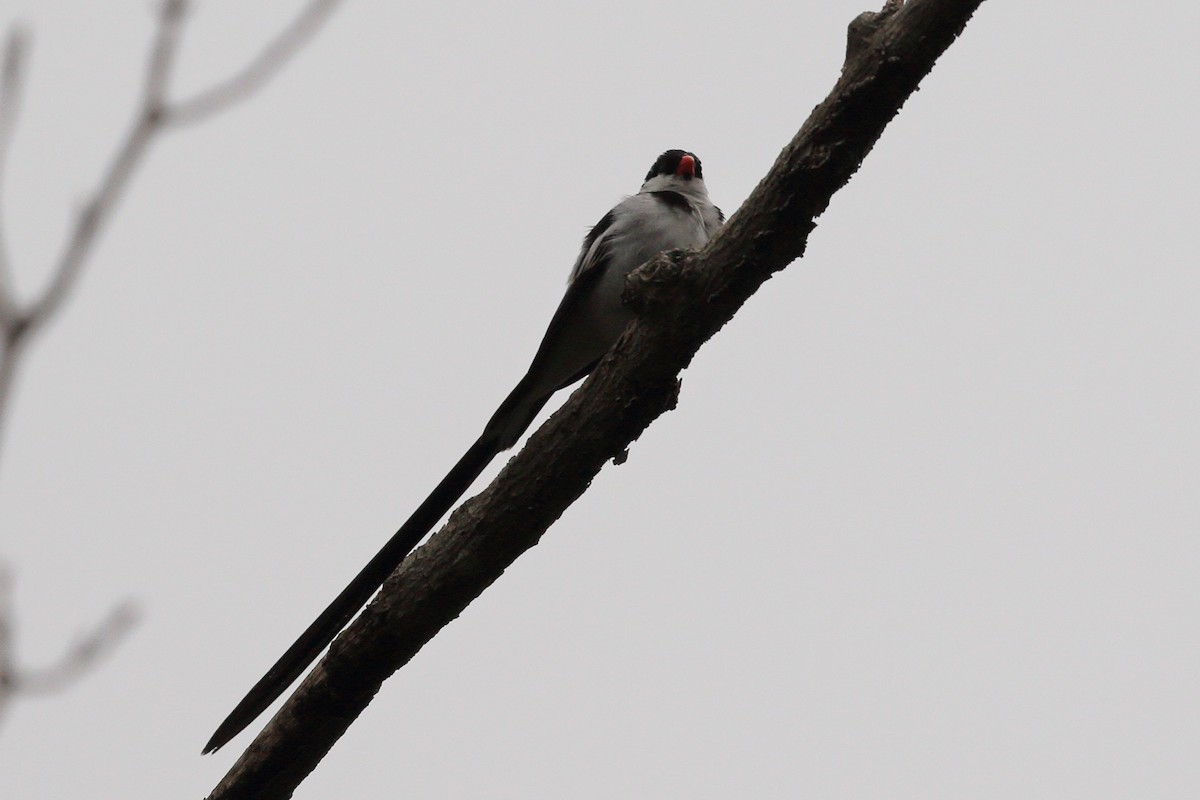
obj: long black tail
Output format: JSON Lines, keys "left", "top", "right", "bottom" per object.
{"left": 203, "top": 432, "right": 503, "bottom": 753}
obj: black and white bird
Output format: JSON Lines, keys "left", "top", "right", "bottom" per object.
{"left": 204, "top": 149, "right": 723, "bottom": 753}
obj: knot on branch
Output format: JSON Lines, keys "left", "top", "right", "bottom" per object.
{"left": 623, "top": 249, "right": 694, "bottom": 315}
{"left": 4, "top": 312, "right": 31, "bottom": 347}
{"left": 846, "top": 0, "right": 904, "bottom": 65}
{"left": 143, "top": 102, "right": 168, "bottom": 127}
{"left": 161, "top": 0, "right": 189, "bottom": 22}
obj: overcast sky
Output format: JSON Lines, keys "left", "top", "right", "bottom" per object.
{"left": 1, "top": 1, "right": 1197, "bottom": 797}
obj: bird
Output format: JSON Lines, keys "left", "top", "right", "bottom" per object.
{"left": 204, "top": 149, "right": 723, "bottom": 754}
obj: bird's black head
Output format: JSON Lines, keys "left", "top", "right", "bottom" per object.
{"left": 645, "top": 149, "right": 703, "bottom": 182}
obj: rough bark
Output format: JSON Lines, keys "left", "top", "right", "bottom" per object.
{"left": 207, "top": 1, "right": 988, "bottom": 797}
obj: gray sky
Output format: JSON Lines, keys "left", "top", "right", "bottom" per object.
{"left": 1, "top": 1, "right": 1197, "bottom": 797}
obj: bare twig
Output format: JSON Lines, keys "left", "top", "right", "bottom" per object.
{"left": 166, "top": 0, "right": 347, "bottom": 128}
{"left": 20, "top": 2, "right": 182, "bottom": 344}
{"left": 0, "top": 565, "right": 137, "bottom": 725}
{"left": 207, "top": 0, "right": 987, "bottom": 796}
{"left": 0, "top": 26, "right": 29, "bottom": 327}
{"left": 0, "top": 0, "right": 343, "bottom": 465}
{"left": 143, "top": 0, "right": 186, "bottom": 118}
{"left": 0, "top": 346, "right": 17, "bottom": 447}
{"left": 13, "top": 603, "right": 139, "bottom": 695}
{"left": 0, "top": 0, "right": 343, "bottom": 726}
{"left": 0, "top": 566, "right": 15, "bottom": 705}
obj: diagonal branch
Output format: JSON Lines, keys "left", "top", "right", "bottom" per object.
{"left": 206, "top": 0, "right": 988, "bottom": 797}
{"left": 18, "top": 1, "right": 185, "bottom": 345}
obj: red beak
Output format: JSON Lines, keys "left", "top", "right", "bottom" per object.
{"left": 675, "top": 154, "right": 696, "bottom": 178}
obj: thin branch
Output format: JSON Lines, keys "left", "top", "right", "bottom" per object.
{"left": 22, "top": 0, "right": 182, "bottom": 341}
{"left": 165, "top": 0, "right": 348, "bottom": 128}
{"left": 206, "top": 0, "right": 987, "bottom": 797}
{"left": 0, "top": 2, "right": 188, "bottom": 462}
{"left": 0, "top": 565, "right": 137, "bottom": 726}
{"left": 143, "top": 0, "right": 187, "bottom": 117}
{"left": 0, "top": 26, "right": 29, "bottom": 326}
{"left": 0, "top": 565, "right": 15, "bottom": 713}
{"left": 0, "top": 345, "right": 18, "bottom": 458}
{"left": 0, "top": 0, "right": 344, "bottom": 726}
{"left": 13, "top": 601, "right": 139, "bottom": 695}
{"left": 0, "top": 0, "right": 344, "bottom": 467}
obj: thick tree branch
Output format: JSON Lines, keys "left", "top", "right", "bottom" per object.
{"left": 207, "top": 1, "right": 987, "bottom": 796}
